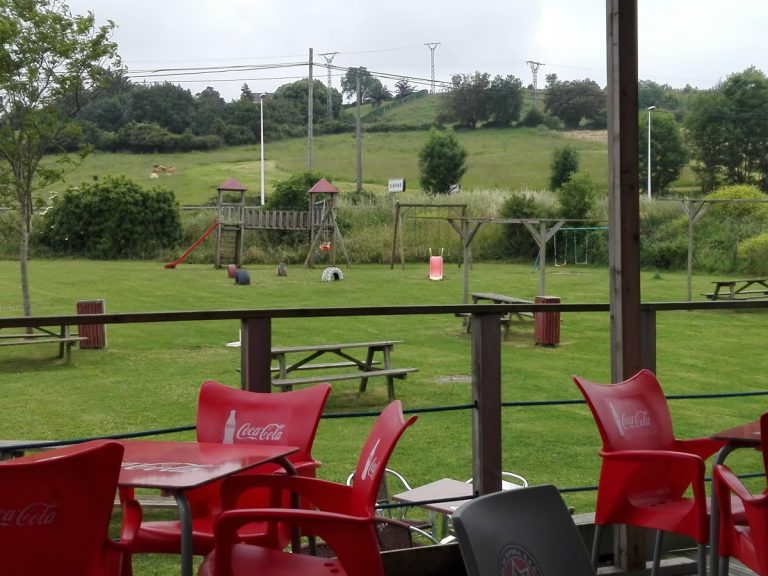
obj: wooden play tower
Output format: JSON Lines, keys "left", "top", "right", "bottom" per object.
{"left": 214, "top": 177, "right": 247, "bottom": 268}
{"left": 304, "top": 178, "right": 350, "bottom": 268}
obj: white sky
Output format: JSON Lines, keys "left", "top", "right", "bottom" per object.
{"left": 66, "top": 0, "right": 768, "bottom": 101}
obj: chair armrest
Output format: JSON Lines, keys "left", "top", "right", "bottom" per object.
{"left": 220, "top": 473, "right": 355, "bottom": 514}
{"left": 119, "top": 496, "right": 143, "bottom": 545}
{"left": 213, "top": 508, "right": 379, "bottom": 575}
{"left": 673, "top": 437, "right": 725, "bottom": 460}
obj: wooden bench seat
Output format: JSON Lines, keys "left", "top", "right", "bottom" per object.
{"left": 272, "top": 367, "right": 418, "bottom": 402}
{"left": 0, "top": 334, "right": 86, "bottom": 361}
{"left": 269, "top": 360, "right": 380, "bottom": 372}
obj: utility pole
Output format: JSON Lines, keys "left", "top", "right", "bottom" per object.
{"left": 319, "top": 52, "right": 338, "bottom": 119}
{"left": 355, "top": 71, "right": 362, "bottom": 192}
{"left": 525, "top": 60, "right": 545, "bottom": 110}
{"left": 425, "top": 42, "right": 440, "bottom": 94}
{"left": 307, "top": 47, "right": 314, "bottom": 170}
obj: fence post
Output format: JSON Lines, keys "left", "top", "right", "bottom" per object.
{"left": 240, "top": 317, "right": 272, "bottom": 392}
{"left": 640, "top": 308, "right": 656, "bottom": 372}
{"left": 470, "top": 312, "right": 502, "bottom": 495}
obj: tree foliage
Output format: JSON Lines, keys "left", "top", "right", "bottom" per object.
{"left": 544, "top": 75, "right": 606, "bottom": 129}
{"left": 549, "top": 145, "right": 579, "bottom": 191}
{"left": 340, "top": 67, "right": 390, "bottom": 106}
{"left": 639, "top": 110, "right": 688, "bottom": 196}
{"left": 0, "top": 0, "right": 120, "bottom": 314}
{"left": 39, "top": 176, "right": 181, "bottom": 258}
{"left": 685, "top": 67, "right": 768, "bottom": 192}
{"left": 485, "top": 75, "right": 524, "bottom": 127}
{"left": 556, "top": 172, "right": 596, "bottom": 219}
{"left": 442, "top": 72, "right": 491, "bottom": 128}
{"left": 418, "top": 129, "right": 468, "bottom": 195}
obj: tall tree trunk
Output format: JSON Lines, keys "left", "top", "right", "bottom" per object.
{"left": 19, "top": 209, "right": 32, "bottom": 317}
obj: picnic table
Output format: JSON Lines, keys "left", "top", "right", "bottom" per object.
{"left": 462, "top": 292, "right": 534, "bottom": 339}
{"left": 270, "top": 340, "right": 417, "bottom": 401}
{"left": 702, "top": 278, "right": 768, "bottom": 300}
{"left": 0, "top": 325, "right": 86, "bottom": 362}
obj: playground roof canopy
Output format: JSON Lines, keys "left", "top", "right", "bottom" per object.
{"left": 217, "top": 177, "right": 248, "bottom": 192}
{"left": 308, "top": 178, "right": 339, "bottom": 194}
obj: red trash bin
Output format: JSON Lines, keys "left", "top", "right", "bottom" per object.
{"left": 534, "top": 295, "right": 560, "bottom": 346}
{"left": 76, "top": 299, "right": 107, "bottom": 349}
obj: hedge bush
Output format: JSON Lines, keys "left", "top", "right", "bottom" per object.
{"left": 39, "top": 176, "right": 182, "bottom": 259}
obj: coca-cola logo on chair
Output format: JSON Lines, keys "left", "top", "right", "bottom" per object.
{"left": 0, "top": 502, "right": 58, "bottom": 528}
{"left": 236, "top": 422, "right": 286, "bottom": 442}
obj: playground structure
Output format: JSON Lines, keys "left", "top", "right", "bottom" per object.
{"left": 209, "top": 177, "right": 348, "bottom": 269}
{"left": 164, "top": 218, "right": 220, "bottom": 269}
{"left": 390, "top": 203, "right": 607, "bottom": 303}
{"left": 553, "top": 226, "right": 609, "bottom": 267}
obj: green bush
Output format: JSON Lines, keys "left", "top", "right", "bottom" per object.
{"left": 550, "top": 145, "right": 579, "bottom": 191}
{"left": 706, "top": 184, "right": 768, "bottom": 220}
{"left": 738, "top": 232, "right": 768, "bottom": 275}
{"left": 556, "top": 172, "right": 596, "bottom": 219}
{"left": 39, "top": 176, "right": 182, "bottom": 259}
{"left": 418, "top": 129, "right": 468, "bottom": 195}
{"left": 495, "top": 192, "right": 550, "bottom": 261}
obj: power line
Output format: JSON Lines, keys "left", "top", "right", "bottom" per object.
{"left": 526, "top": 60, "right": 545, "bottom": 110}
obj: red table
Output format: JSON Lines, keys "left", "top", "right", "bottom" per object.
{"left": 710, "top": 419, "right": 761, "bottom": 576}
{"left": 6, "top": 439, "right": 298, "bottom": 576}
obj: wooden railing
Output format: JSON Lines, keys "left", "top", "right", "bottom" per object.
{"left": 3, "top": 298, "right": 767, "bottom": 497}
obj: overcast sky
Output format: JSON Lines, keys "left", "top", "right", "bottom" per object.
{"left": 66, "top": 0, "right": 768, "bottom": 102}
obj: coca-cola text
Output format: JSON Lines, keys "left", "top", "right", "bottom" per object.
{"left": 0, "top": 502, "right": 58, "bottom": 528}
{"left": 236, "top": 422, "right": 286, "bottom": 442}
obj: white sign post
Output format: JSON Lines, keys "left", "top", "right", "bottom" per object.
{"left": 388, "top": 178, "right": 406, "bottom": 193}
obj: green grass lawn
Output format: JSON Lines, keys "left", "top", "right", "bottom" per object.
{"left": 1, "top": 260, "right": 765, "bottom": 575}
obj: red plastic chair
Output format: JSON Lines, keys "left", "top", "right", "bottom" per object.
{"left": 713, "top": 411, "right": 768, "bottom": 576}
{"left": 0, "top": 440, "right": 136, "bottom": 576}
{"left": 573, "top": 369, "right": 723, "bottom": 576}
{"left": 121, "top": 380, "right": 330, "bottom": 569}
{"left": 714, "top": 464, "right": 768, "bottom": 576}
{"left": 198, "top": 400, "right": 418, "bottom": 576}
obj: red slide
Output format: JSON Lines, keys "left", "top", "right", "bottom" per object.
{"left": 164, "top": 218, "right": 219, "bottom": 269}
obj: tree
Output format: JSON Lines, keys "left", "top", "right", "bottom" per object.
{"left": 550, "top": 145, "right": 579, "bottom": 191}
{"left": 418, "top": 129, "right": 468, "bottom": 195}
{"left": 639, "top": 110, "right": 688, "bottom": 196}
{"left": 394, "top": 78, "right": 415, "bottom": 100}
{"left": 0, "top": 0, "right": 120, "bottom": 316}
{"left": 442, "top": 72, "right": 491, "bottom": 128}
{"left": 340, "top": 67, "right": 387, "bottom": 106}
{"left": 486, "top": 75, "right": 524, "bottom": 127}
{"left": 556, "top": 172, "right": 596, "bottom": 220}
{"left": 127, "top": 82, "right": 196, "bottom": 134}
{"left": 685, "top": 68, "right": 768, "bottom": 192}
{"left": 544, "top": 75, "right": 606, "bottom": 129}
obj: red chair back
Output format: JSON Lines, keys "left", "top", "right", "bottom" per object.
{"left": 191, "top": 381, "right": 331, "bottom": 515}
{"left": 348, "top": 400, "right": 418, "bottom": 514}
{"left": 196, "top": 380, "right": 331, "bottom": 461}
{"left": 573, "top": 369, "right": 676, "bottom": 452}
{"left": 0, "top": 440, "right": 124, "bottom": 576}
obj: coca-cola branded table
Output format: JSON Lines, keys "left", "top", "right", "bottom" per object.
{"left": 119, "top": 440, "right": 298, "bottom": 576}
{"left": 709, "top": 419, "right": 761, "bottom": 576}
{"left": 6, "top": 439, "right": 298, "bottom": 576}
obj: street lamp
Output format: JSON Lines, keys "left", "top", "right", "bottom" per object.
{"left": 259, "top": 93, "right": 266, "bottom": 206}
{"left": 646, "top": 105, "right": 656, "bottom": 199}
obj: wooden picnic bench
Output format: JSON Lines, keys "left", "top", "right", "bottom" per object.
{"left": 270, "top": 340, "right": 417, "bottom": 401}
{"left": 0, "top": 326, "right": 86, "bottom": 362}
{"left": 701, "top": 278, "right": 768, "bottom": 300}
{"left": 461, "top": 292, "right": 534, "bottom": 339}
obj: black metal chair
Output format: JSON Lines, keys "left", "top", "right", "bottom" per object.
{"left": 452, "top": 484, "right": 594, "bottom": 576}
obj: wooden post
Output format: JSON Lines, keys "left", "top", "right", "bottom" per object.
{"left": 606, "top": 0, "right": 644, "bottom": 571}
{"left": 470, "top": 312, "right": 502, "bottom": 496}
{"left": 240, "top": 318, "right": 272, "bottom": 392}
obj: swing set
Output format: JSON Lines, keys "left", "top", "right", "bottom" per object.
{"left": 553, "top": 226, "right": 608, "bottom": 267}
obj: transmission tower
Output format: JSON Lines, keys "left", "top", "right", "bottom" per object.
{"left": 525, "top": 60, "right": 545, "bottom": 110}
{"left": 425, "top": 42, "right": 440, "bottom": 94}
{"left": 319, "top": 52, "right": 338, "bottom": 119}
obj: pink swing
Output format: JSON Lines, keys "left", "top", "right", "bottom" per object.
{"left": 429, "top": 248, "right": 444, "bottom": 281}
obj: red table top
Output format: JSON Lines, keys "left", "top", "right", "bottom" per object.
{"left": 711, "top": 419, "right": 761, "bottom": 446}
{"left": 118, "top": 440, "right": 298, "bottom": 490}
{"left": 3, "top": 439, "right": 298, "bottom": 491}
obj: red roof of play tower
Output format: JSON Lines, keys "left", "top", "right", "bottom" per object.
{"left": 308, "top": 178, "right": 339, "bottom": 194}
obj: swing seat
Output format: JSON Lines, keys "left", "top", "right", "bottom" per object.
{"left": 429, "top": 255, "right": 443, "bottom": 281}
